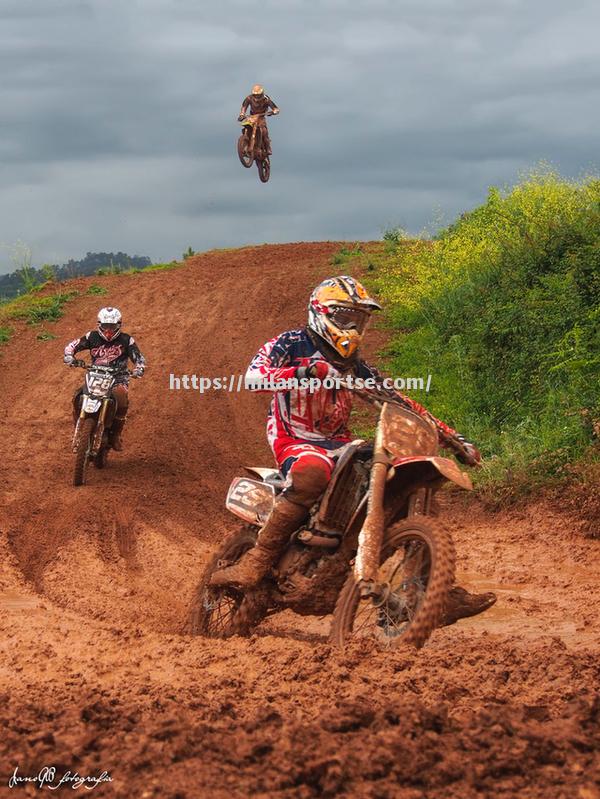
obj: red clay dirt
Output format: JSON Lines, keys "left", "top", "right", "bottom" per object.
{"left": 0, "top": 242, "right": 599, "bottom": 798}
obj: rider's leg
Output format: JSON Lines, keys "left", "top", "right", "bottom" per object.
{"left": 210, "top": 448, "right": 335, "bottom": 588}
{"left": 260, "top": 121, "right": 272, "bottom": 156}
{"left": 109, "top": 384, "right": 129, "bottom": 451}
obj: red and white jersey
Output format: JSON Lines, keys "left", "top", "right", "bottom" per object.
{"left": 245, "top": 329, "right": 457, "bottom": 458}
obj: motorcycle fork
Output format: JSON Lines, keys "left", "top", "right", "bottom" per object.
{"left": 407, "top": 487, "right": 434, "bottom": 516}
{"left": 354, "top": 418, "right": 388, "bottom": 584}
{"left": 92, "top": 399, "right": 110, "bottom": 453}
{"left": 72, "top": 404, "right": 88, "bottom": 452}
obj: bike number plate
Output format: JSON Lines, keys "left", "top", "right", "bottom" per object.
{"left": 82, "top": 396, "right": 102, "bottom": 413}
{"left": 86, "top": 372, "right": 115, "bottom": 396}
{"left": 226, "top": 478, "right": 275, "bottom": 526}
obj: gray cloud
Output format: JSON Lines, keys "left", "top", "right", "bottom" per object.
{"left": 0, "top": 0, "right": 599, "bottom": 271}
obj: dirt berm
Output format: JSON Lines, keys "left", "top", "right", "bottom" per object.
{"left": 0, "top": 243, "right": 598, "bottom": 798}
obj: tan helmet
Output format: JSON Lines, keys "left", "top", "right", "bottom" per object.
{"left": 307, "top": 276, "right": 381, "bottom": 360}
{"left": 252, "top": 84, "right": 264, "bottom": 95}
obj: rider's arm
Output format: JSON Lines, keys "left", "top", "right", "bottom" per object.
{"left": 64, "top": 332, "right": 91, "bottom": 362}
{"left": 240, "top": 96, "right": 251, "bottom": 116}
{"left": 266, "top": 96, "right": 279, "bottom": 112}
{"left": 127, "top": 337, "right": 146, "bottom": 375}
{"left": 245, "top": 332, "right": 299, "bottom": 392}
{"left": 358, "top": 361, "right": 458, "bottom": 444}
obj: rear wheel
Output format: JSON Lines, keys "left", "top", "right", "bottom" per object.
{"left": 187, "top": 526, "right": 269, "bottom": 638}
{"left": 258, "top": 157, "right": 270, "bottom": 183}
{"left": 237, "top": 133, "right": 253, "bottom": 167}
{"left": 330, "top": 517, "right": 455, "bottom": 649}
{"left": 73, "top": 418, "right": 95, "bottom": 486}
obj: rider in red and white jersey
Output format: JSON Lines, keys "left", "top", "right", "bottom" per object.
{"left": 211, "top": 276, "right": 496, "bottom": 625}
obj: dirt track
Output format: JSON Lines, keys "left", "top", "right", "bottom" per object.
{"left": 1, "top": 243, "right": 599, "bottom": 798}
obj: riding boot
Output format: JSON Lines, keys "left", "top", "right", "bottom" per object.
{"left": 439, "top": 586, "right": 497, "bottom": 626}
{"left": 110, "top": 416, "right": 126, "bottom": 451}
{"left": 264, "top": 131, "right": 272, "bottom": 156}
{"left": 209, "top": 498, "right": 307, "bottom": 588}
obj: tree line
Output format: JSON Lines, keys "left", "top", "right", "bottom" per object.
{"left": 0, "top": 251, "right": 152, "bottom": 300}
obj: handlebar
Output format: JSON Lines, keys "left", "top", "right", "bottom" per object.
{"left": 337, "top": 378, "right": 479, "bottom": 466}
{"left": 239, "top": 111, "right": 275, "bottom": 121}
{"left": 72, "top": 360, "right": 133, "bottom": 377}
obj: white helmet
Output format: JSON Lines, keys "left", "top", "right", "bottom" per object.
{"left": 97, "top": 307, "right": 122, "bottom": 341}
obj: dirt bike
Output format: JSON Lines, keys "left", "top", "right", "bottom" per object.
{"left": 70, "top": 361, "right": 132, "bottom": 486}
{"left": 188, "top": 382, "right": 476, "bottom": 649}
{"left": 237, "top": 111, "right": 275, "bottom": 183}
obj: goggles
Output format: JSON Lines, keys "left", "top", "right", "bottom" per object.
{"left": 328, "top": 306, "right": 371, "bottom": 333}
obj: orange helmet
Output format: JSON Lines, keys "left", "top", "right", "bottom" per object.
{"left": 252, "top": 84, "right": 264, "bottom": 95}
{"left": 308, "top": 276, "right": 381, "bottom": 361}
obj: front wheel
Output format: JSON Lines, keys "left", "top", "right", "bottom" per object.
{"left": 186, "top": 526, "right": 269, "bottom": 638}
{"left": 94, "top": 444, "right": 109, "bottom": 469}
{"left": 73, "top": 417, "right": 95, "bottom": 486}
{"left": 237, "top": 133, "right": 253, "bottom": 167}
{"left": 257, "top": 157, "right": 270, "bottom": 183}
{"left": 330, "top": 517, "right": 455, "bottom": 649}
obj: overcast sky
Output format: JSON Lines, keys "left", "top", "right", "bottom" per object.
{"left": 1, "top": 0, "right": 599, "bottom": 272}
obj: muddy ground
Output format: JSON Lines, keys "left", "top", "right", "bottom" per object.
{"left": 1, "top": 244, "right": 599, "bottom": 798}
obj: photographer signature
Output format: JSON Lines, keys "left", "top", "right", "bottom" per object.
{"left": 8, "top": 766, "right": 112, "bottom": 791}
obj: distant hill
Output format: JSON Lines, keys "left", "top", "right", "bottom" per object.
{"left": 0, "top": 252, "right": 152, "bottom": 300}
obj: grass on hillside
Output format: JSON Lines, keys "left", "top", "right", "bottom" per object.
{"left": 0, "top": 290, "right": 79, "bottom": 328}
{"left": 0, "top": 326, "right": 12, "bottom": 344}
{"left": 0, "top": 257, "right": 186, "bottom": 345}
{"left": 0, "top": 246, "right": 259, "bottom": 346}
{"left": 334, "top": 170, "right": 600, "bottom": 501}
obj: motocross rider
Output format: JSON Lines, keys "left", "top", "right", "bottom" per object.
{"left": 210, "top": 276, "right": 496, "bottom": 625}
{"left": 63, "top": 307, "right": 145, "bottom": 451}
{"left": 238, "top": 84, "right": 279, "bottom": 155}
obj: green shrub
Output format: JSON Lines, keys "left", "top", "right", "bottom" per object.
{"left": 95, "top": 263, "right": 122, "bottom": 276}
{"left": 2, "top": 290, "right": 78, "bottom": 325}
{"left": 87, "top": 284, "right": 108, "bottom": 295}
{"left": 331, "top": 244, "right": 363, "bottom": 266}
{"left": 371, "top": 170, "right": 600, "bottom": 492}
{"left": 382, "top": 226, "right": 409, "bottom": 254}
{"left": 0, "top": 326, "right": 12, "bottom": 344}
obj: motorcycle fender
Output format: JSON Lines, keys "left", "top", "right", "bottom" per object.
{"left": 81, "top": 396, "right": 101, "bottom": 414}
{"left": 390, "top": 455, "right": 473, "bottom": 491}
{"left": 226, "top": 477, "right": 275, "bottom": 526}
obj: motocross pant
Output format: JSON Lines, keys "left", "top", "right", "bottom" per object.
{"left": 209, "top": 438, "right": 341, "bottom": 588}
{"left": 258, "top": 120, "right": 272, "bottom": 156}
{"left": 275, "top": 437, "right": 348, "bottom": 509}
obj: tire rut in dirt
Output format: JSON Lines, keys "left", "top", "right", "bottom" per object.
{"left": 330, "top": 517, "right": 456, "bottom": 649}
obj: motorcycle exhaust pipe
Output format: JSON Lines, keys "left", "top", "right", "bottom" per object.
{"left": 297, "top": 530, "right": 340, "bottom": 549}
